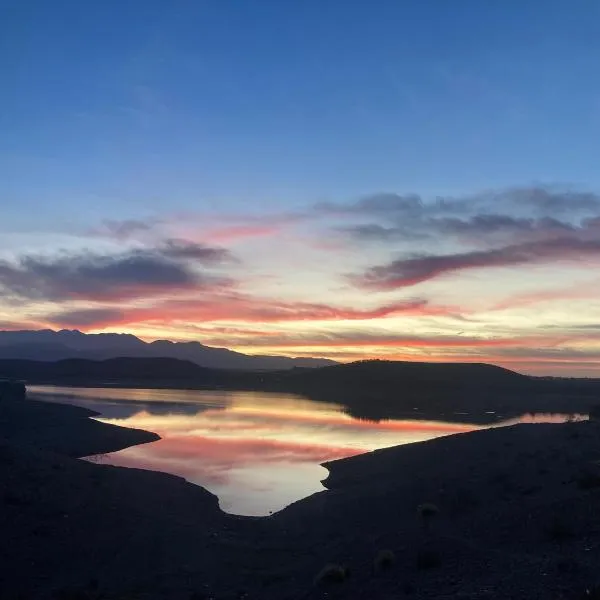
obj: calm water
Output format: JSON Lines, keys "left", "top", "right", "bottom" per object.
{"left": 29, "top": 385, "right": 586, "bottom": 516}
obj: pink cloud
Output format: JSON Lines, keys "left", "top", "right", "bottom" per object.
{"left": 105, "top": 435, "right": 365, "bottom": 486}
{"left": 47, "top": 294, "right": 460, "bottom": 330}
{"left": 203, "top": 224, "right": 283, "bottom": 243}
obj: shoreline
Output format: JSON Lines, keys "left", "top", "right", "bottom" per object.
{"left": 4, "top": 391, "right": 600, "bottom": 598}
{"left": 27, "top": 378, "right": 600, "bottom": 427}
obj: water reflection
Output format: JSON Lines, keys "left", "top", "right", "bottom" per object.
{"left": 29, "top": 385, "right": 587, "bottom": 516}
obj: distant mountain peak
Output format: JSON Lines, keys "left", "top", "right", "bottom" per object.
{"left": 0, "top": 329, "right": 335, "bottom": 371}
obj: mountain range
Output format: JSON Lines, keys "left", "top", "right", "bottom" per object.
{"left": 0, "top": 329, "right": 335, "bottom": 371}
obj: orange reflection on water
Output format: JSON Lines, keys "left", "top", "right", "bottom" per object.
{"left": 29, "top": 386, "right": 586, "bottom": 516}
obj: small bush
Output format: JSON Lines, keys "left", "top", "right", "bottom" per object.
{"left": 374, "top": 549, "right": 395, "bottom": 571}
{"left": 314, "top": 564, "right": 348, "bottom": 585}
{"left": 417, "top": 502, "right": 439, "bottom": 532}
{"left": 579, "top": 586, "right": 600, "bottom": 599}
{"left": 417, "top": 503, "right": 439, "bottom": 519}
{"left": 416, "top": 550, "right": 441, "bottom": 570}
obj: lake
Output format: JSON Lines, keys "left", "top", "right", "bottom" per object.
{"left": 29, "top": 385, "right": 586, "bottom": 516}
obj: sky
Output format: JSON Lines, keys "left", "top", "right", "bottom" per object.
{"left": 2, "top": 1, "right": 600, "bottom": 376}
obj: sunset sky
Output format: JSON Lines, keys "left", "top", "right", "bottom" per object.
{"left": 3, "top": 1, "right": 600, "bottom": 375}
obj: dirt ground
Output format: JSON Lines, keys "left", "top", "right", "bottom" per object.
{"left": 2, "top": 397, "right": 600, "bottom": 599}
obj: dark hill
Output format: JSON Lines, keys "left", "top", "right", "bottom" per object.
{"left": 274, "top": 359, "right": 528, "bottom": 389}
{"left": 3, "top": 356, "right": 600, "bottom": 424}
{"left": 0, "top": 357, "right": 223, "bottom": 387}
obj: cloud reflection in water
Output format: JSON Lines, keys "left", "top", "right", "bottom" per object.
{"left": 30, "top": 386, "right": 586, "bottom": 516}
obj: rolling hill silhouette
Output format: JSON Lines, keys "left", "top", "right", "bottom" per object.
{"left": 2, "top": 356, "right": 598, "bottom": 424}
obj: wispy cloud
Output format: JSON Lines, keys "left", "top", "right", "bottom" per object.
{"left": 202, "top": 329, "right": 568, "bottom": 350}
{"left": 492, "top": 279, "right": 600, "bottom": 311}
{"left": 0, "top": 242, "right": 234, "bottom": 302}
{"left": 46, "top": 308, "right": 126, "bottom": 328}
{"left": 326, "top": 187, "right": 600, "bottom": 219}
{"left": 89, "top": 218, "right": 163, "bottom": 241}
{"left": 355, "top": 237, "right": 600, "bottom": 290}
{"left": 44, "top": 295, "right": 460, "bottom": 330}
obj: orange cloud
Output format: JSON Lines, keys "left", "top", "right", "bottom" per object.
{"left": 207, "top": 407, "right": 476, "bottom": 434}
{"left": 104, "top": 435, "right": 366, "bottom": 486}
{"left": 203, "top": 224, "right": 282, "bottom": 243}
{"left": 47, "top": 294, "right": 460, "bottom": 330}
{"left": 493, "top": 280, "right": 600, "bottom": 310}
{"left": 221, "top": 333, "right": 568, "bottom": 349}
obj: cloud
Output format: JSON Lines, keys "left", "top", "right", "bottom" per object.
{"left": 89, "top": 218, "right": 162, "bottom": 240}
{"left": 317, "top": 193, "right": 430, "bottom": 217}
{"left": 492, "top": 279, "right": 600, "bottom": 311}
{"left": 355, "top": 237, "right": 600, "bottom": 290}
{"left": 46, "top": 308, "right": 125, "bottom": 328}
{"left": 40, "top": 295, "right": 462, "bottom": 330}
{"left": 202, "top": 224, "right": 286, "bottom": 243}
{"left": 336, "top": 187, "right": 600, "bottom": 245}
{"left": 0, "top": 246, "right": 233, "bottom": 302}
{"left": 159, "top": 239, "right": 234, "bottom": 262}
{"left": 508, "top": 187, "right": 600, "bottom": 214}
{"left": 197, "top": 329, "right": 563, "bottom": 350}
{"left": 341, "top": 223, "right": 428, "bottom": 241}
{"left": 0, "top": 319, "right": 45, "bottom": 330}
{"left": 337, "top": 187, "right": 600, "bottom": 217}
{"left": 342, "top": 213, "right": 576, "bottom": 245}
{"left": 102, "top": 434, "right": 365, "bottom": 486}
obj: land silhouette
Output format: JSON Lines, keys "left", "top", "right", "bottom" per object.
{"left": 1, "top": 355, "right": 599, "bottom": 423}
{"left": 3, "top": 358, "right": 600, "bottom": 598}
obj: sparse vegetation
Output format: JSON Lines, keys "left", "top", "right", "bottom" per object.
{"left": 314, "top": 564, "right": 348, "bottom": 585}
{"left": 417, "top": 502, "right": 439, "bottom": 532}
{"left": 374, "top": 549, "right": 395, "bottom": 571}
{"left": 579, "top": 586, "right": 600, "bottom": 599}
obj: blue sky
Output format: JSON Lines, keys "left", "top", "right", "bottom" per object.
{"left": 2, "top": 1, "right": 600, "bottom": 375}
{"left": 4, "top": 0, "right": 600, "bottom": 220}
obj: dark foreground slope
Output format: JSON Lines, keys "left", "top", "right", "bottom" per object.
{"left": 3, "top": 389, "right": 600, "bottom": 598}
{"left": 0, "top": 395, "right": 159, "bottom": 456}
{"left": 275, "top": 420, "right": 600, "bottom": 600}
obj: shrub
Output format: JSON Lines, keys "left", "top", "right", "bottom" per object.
{"left": 417, "top": 502, "right": 439, "bottom": 532}
{"left": 374, "top": 549, "right": 395, "bottom": 571}
{"left": 579, "top": 586, "right": 600, "bottom": 599}
{"left": 314, "top": 564, "right": 348, "bottom": 585}
{"left": 417, "top": 503, "right": 439, "bottom": 518}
